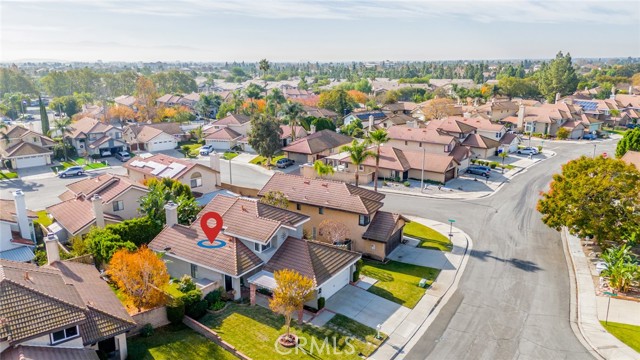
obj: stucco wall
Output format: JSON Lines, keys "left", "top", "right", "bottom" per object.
{"left": 130, "top": 306, "right": 170, "bottom": 335}
{"left": 178, "top": 166, "right": 219, "bottom": 194}
{"left": 104, "top": 188, "right": 147, "bottom": 220}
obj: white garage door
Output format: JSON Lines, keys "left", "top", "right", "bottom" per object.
{"left": 320, "top": 266, "right": 351, "bottom": 300}
{"left": 149, "top": 140, "right": 176, "bottom": 152}
{"left": 15, "top": 155, "right": 47, "bottom": 168}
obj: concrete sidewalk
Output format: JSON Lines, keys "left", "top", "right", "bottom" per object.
{"left": 563, "top": 229, "right": 638, "bottom": 360}
{"left": 369, "top": 217, "right": 473, "bottom": 360}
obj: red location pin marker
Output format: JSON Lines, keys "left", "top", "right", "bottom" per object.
{"left": 200, "top": 212, "right": 223, "bottom": 244}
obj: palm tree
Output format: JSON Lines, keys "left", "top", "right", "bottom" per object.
{"left": 266, "top": 89, "right": 286, "bottom": 117}
{"left": 313, "top": 160, "right": 335, "bottom": 179}
{"left": 367, "top": 129, "right": 389, "bottom": 192}
{"left": 341, "top": 140, "right": 374, "bottom": 187}
{"left": 283, "top": 102, "right": 304, "bottom": 142}
{"left": 231, "top": 90, "right": 244, "bottom": 114}
{"left": 259, "top": 59, "right": 270, "bottom": 78}
{"left": 52, "top": 117, "right": 73, "bottom": 161}
{"left": 191, "top": 126, "right": 204, "bottom": 143}
{"left": 0, "top": 122, "right": 9, "bottom": 145}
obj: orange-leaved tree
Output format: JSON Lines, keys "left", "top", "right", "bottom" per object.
{"left": 107, "top": 246, "right": 169, "bottom": 312}
{"left": 108, "top": 106, "right": 136, "bottom": 123}
{"left": 269, "top": 269, "right": 314, "bottom": 340}
{"left": 347, "top": 90, "right": 368, "bottom": 104}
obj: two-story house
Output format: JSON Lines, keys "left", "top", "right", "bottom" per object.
{"left": 46, "top": 174, "right": 148, "bottom": 242}
{"left": 0, "top": 125, "right": 55, "bottom": 168}
{"left": 148, "top": 195, "right": 361, "bottom": 307}
{"left": 0, "top": 239, "right": 135, "bottom": 360}
{"left": 124, "top": 153, "right": 220, "bottom": 194}
{"left": 67, "top": 117, "right": 127, "bottom": 157}
{"left": 258, "top": 173, "right": 407, "bottom": 261}
{"left": 0, "top": 190, "right": 37, "bottom": 263}
{"left": 282, "top": 129, "right": 353, "bottom": 164}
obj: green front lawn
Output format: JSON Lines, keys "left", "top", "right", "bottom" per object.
{"left": 326, "top": 314, "right": 386, "bottom": 348}
{"left": 0, "top": 170, "right": 18, "bottom": 180}
{"left": 600, "top": 321, "right": 640, "bottom": 352}
{"left": 36, "top": 210, "right": 52, "bottom": 227}
{"left": 53, "top": 157, "right": 108, "bottom": 172}
{"left": 361, "top": 260, "right": 440, "bottom": 309}
{"left": 200, "top": 303, "right": 383, "bottom": 359}
{"left": 179, "top": 141, "right": 204, "bottom": 157}
{"left": 222, "top": 151, "right": 238, "bottom": 160}
{"left": 404, "top": 221, "right": 452, "bottom": 251}
{"left": 127, "top": 324, "right": 237, "bottom": 360}
{"left": 250, "top": 153, "right": 285, "bottom": 166}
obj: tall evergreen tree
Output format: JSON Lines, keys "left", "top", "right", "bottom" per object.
{"left": 538, "top": 51, "right": 579, "bottom": 103}
{"left": 39, "top": 95, "right": 50, "bottom": 135}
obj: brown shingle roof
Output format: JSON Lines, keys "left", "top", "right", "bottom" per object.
{"left": 199, "top": 195, "right": 309, "bottom": 244}
{"left": 2, "top": 141, "right": 53, "bottom": 157}
{"left": 402, "top": 149, "right": 460, "bottom": 173}
{"left": 362, "top": 211, "right": 407, "bottom": 243}
{"left": 0, "top": 199, "right": 37, "bottom": 223}
{"left": 282, "top": 130, "right": 353, "bottom": 155}
{"left": 426, "top": 117, "right": 477, "bottom": 134}
{"left": 47, "top": 197, "right": 125, "bottom": 235}
{"left": 65, "top": 174, "right": 146, "bottom": 201}
{"left": 280, "top": 125, "right": 308, "bottom": 140}
{"left": 462, "top": 134, "right": 501, "bottom": 149}
{"left": 263, "top": 237, "right": 360, "bottom": 287}
{"left": 621, "top": 150, "right": 640, "bottom": 170}
{"left": 339, "top": 146, "right": 410, "bottom": 172}
{"left": 388, "top": 125, "right": 455, "bottom": 145}
{"left": 215, "top": 114, "right": 251, "bottom": 126}
{"left": 148, "top": 225, "right": 262, "bottom": 276}
{"left": 205, "top": 127, "right": 242, "bottom": 140}
{"left": 2, "top": 345, "right": 100, "bottom": 360}
{"left": 258, "top": 173, "right": 384, "bottom": 215}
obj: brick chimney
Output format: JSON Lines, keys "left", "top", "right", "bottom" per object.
{"left": 610, "top": 85, "right": 616, "bottom": 100}
{"left": 517, "top": 105, "right": 525, "bottom": 131}
{"left": 368, "top": 115, "right": 374, "bottom": 132}
{"left": 210, "top": 151, "right": 220, "bottom": 172}
{"left": 555, "top": 92, "right": 561, "bottom": 103}
{"left": 45, "top": 233, "right": 60, "bottom": 265}
{"left": 13, "top": 190, "right": 31, "bottom": 239}
{"left": 309, "top": 124, "right": 316, "bottom": 135}
{"left": 165, "top": 201, "right": 178, "bottom": 227}
{"left": 91, "top": 194, "right": 105, "bottom": 228}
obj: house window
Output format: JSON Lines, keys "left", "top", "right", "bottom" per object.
{"left": 359, "top": 214, "right": 370, "bottom": 226}
{"left": 296, "top": 203, "right": 302, "bottom": 211}
{"left": 190, "top": 172, "right": 202, "bottom": 188}
{"left": 116, "top": 132, "right": 122, "bottom": 139}
{"left": 254, "top": 241, "right": 271, "bottom": 252}
{"left": 419, "top": 142, "right": 422, "bottom": 147}
{"left": 496, "top": 133, "right": 500, "bottom": 138}
{"left": 358, "top": 165, "right": 364, "bottom": 171}
{"left": 51, "top": 325, "right": 79, "bottom": 345}
{"left": 405, "top": 141, "right": 408, "bottom": 146}
{"left": 444, "top": 145, "right": 449, "bottom": 152}
{"left": 312, "top": 227, "right": 317, "bottom": 239}
{"left": 190, "top": 264, "right": 198, "bottom": 278}
{"left": 112, "top": 200, "right": 124, "bottom": 212}
{"left": 319, "top": 207, "right": 324, "bottom": 215}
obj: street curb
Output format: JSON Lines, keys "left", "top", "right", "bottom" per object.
{"left": 386, "top": 219, "right": 474, "bottom": 360}
{"left": 560, "top": 228, "right": 605, "bottom": 360}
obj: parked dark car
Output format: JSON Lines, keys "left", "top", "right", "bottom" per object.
{"left": 582, "top": 133, "right": 596, "bottom": 140}
{"left": 276, "top": 158, "right": 295, "bottom": 168}
{"left": 466, "top": 165, "right": 491, "bottom": 177}
{"left": 58, "top": 166, "right": 84, "bottom": 178}
{"left": 115, "top": 151, "right": 131, "bottom": 162}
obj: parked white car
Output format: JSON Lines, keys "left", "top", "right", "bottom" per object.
{"left": 199, "top": 145, "right": 215, "bottom": 156}
{"left": 517, "top": 147, "right": 539, "bottom": 155}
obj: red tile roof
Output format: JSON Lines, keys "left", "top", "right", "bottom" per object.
{"left": 387, "top": 125, "right": 455, "bottom": 145}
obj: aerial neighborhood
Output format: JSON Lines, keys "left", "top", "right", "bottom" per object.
{"left": 1, "top": 51, "right": 639, "bottom": 360}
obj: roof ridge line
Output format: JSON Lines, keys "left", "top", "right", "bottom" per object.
{"left": 5, "top": 278, "right": 88, "bottom": 313}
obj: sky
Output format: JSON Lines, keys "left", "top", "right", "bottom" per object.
{"left": 1, "top": 0, "right": 639, "bottom": 62}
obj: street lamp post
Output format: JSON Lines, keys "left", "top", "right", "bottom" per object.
{"left": 228, "top": 157, "right": 233, "bottom": 184}
{"left": 448, "top": 219, "right": 455, "bottom": 237}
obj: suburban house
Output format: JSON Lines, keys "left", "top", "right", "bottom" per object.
{"left": 513, "top": 102, "right": 586, "bottom": 139}
{"left": 46, "top": 174, "right": 148, "bottom": 241}
{"left": 280, "top": 124, "right": 308, "bottom": 147}
{"left": 0, "top": 239, "right": 135, "bottom": 360}
{"left": 67, "top": 117, "right": 127, "bottom": 157}
{"left": 318, "top": 145, "right": 460, "bottom": 184}
{"left": 476, "top": 100, "right": 519, "bottom": 121}
{"left": 302, "top": 106, "right": 339, "bottom": 121}
{"left": 209, "top": 114, "right": 251, "bottom": 135}
{"left": 412, "top": 99, "right": 463, "bottom": 121}
{"left": 283, "top": 88, "right": 317, "bottom": 101}
{"left": 149, "top": 194, "right": 361, "bottom": 307}
{"left": 426, "top": 117, "right": 477, "bottom": 140}
{"left": 461, "top": 133, "right": 501, "bottom": 158}
{"left": 621, "top": 151, "right": 640, "bottom": 170}
{"left": 113, "top": 95, "right": 137, "bottom": 109}
{"left": 124, "top": 153, "right": 220, "bottom": 194}
{"left": 342, "top": 111, "right": 387, "bottom": 127}
{"left": 282, "top": 129, "right": 353, "bottom": 164}
{"left": 258, "top": 173, "right": 407, "bottom": 260}
{"left": 382, "top": 101, "right": 418, "bottom": 115}
{"left": 123, "top": 123, "right": 179, "bottom": 152}
{"left": 0, "top": 125, "right": 55, "bottom": 169}
{"left": 377, "top": 113, "right": 415, "bottom": 129}
{"left": 204, "top": 127, "right": 243, "bottom": 151}
{"left": 0, "top": 190, "right": 37, "bottom": 263}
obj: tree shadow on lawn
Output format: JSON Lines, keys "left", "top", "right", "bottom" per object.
{"left": 366, "top": 285, "right": 416, "bottom": 308}
{"left": 470, "top": 249, "right": 543, "bottom": 272}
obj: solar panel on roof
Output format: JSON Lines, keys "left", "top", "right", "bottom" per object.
{"left": 160, "top": 163, "right": 187, "bottom": 178}
{"left": 575, "top": 100, "right": 598, "bottom": 111}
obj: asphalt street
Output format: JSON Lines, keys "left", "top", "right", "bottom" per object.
{"left": 385, "top": 138, "right": 618, "bottom": 360}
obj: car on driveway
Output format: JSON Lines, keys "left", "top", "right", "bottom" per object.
{"left": 517, "top": 147, "right": 539, "bottom": 155}
{"left": 115, "top": 151, "right": 131, "bottom": 162}
{"left": 58, "top": 166, "right": 84, "bottom": 178}
{"left": 276, "top": 158, "right": 295, "bottom": 168}
{"left": 199, "top": 145, "right": 214, "bottom": 156}
{"left": 466, "top": 165, "right": 491, "bottom": 177}
{"left": 582, "top": 133, "right": 597, "bottom": 140}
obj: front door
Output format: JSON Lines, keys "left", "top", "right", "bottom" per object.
{"left": 224, "top": 275, "right": 233, "bottom": 291}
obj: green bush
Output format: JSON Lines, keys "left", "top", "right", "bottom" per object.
{"left": 178, "top": 275, "right": 196, "bottom": 293}
{"left": 489, "top": 162, "right": 497, "bottom": 169}
{"left": 353, "top": 259, "right": 363, "bottom": 282}
{"left": 181, "top": 289, "right": 207, "bottom": 319}
{"left": 470, "top": 159, "right": 477, "bottom": 164}
{"left": 403, "top": 181, "right": 410, "bottom": 187}
{"left": 204, "top": 287, "right": 224, "bottom": 306}
{"left": 166, "top": 298, "right": 185, "bottom": 324}
{"left": 108, "top": 217, "right": 162, "bottom": 247}
{"left": 209, "top": 300, "right": 226, "bottom": 311}
{"left": 3, "top": 159, "right": 12, "bottom": 170}
{"left": 141, "top": 323, "right": 154, "bottom": 337}
{"left": 317, "top": 297, "right": 325, "bottom": 310}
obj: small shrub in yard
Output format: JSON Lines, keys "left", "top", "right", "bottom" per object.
{"left": 317, "top": 297, "right": 325, "bottom": 310}
{"left": 489, "top": 162, "right": 497, "bottom": 169}
{"left": 141, "top": 323, "right": 154, "bottom": 337}
{"left": 209, "top": 300, "right": 226, "bottom": 311}
{"left": 383, "top": 180, "right": 388, "bottom": 186}
{"left": 353, "top": 259, "right": 363, "bottom": 282}
{"left": 166, "top": 298, "right": 185, "bottom": 324}
{"left": 178, "top": 275, "right": 196, "bottom": 293}
{"left": 181, "top": 289, "right": 207, "bottom": 319}
{"left": 204, "top": 287, "right": 224, "bottom": 306}
{"left": 470, "top": 158, "right": 477, "bottom": 164}
{"left": 403, "top": 181, "right": 411, "bottom": 187}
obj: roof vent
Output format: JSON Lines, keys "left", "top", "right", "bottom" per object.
{"left": 304, "top": 180, "right": 310, "bottom": 185}
{"left": 24, "top": 272, "right": 32, "bottom": 282}
{"left": 321, "top": 183, "right": 328, "bottom": 188}
{"left": 241, "top": 205, "right": 248, "bottom": 212}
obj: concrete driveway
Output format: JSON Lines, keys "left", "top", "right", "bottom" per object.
{"left": 325, "top": 285, "right": 411, "bottom": 334}
{"left": 387, "top": 244, "right": 457, "bottom": 270}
